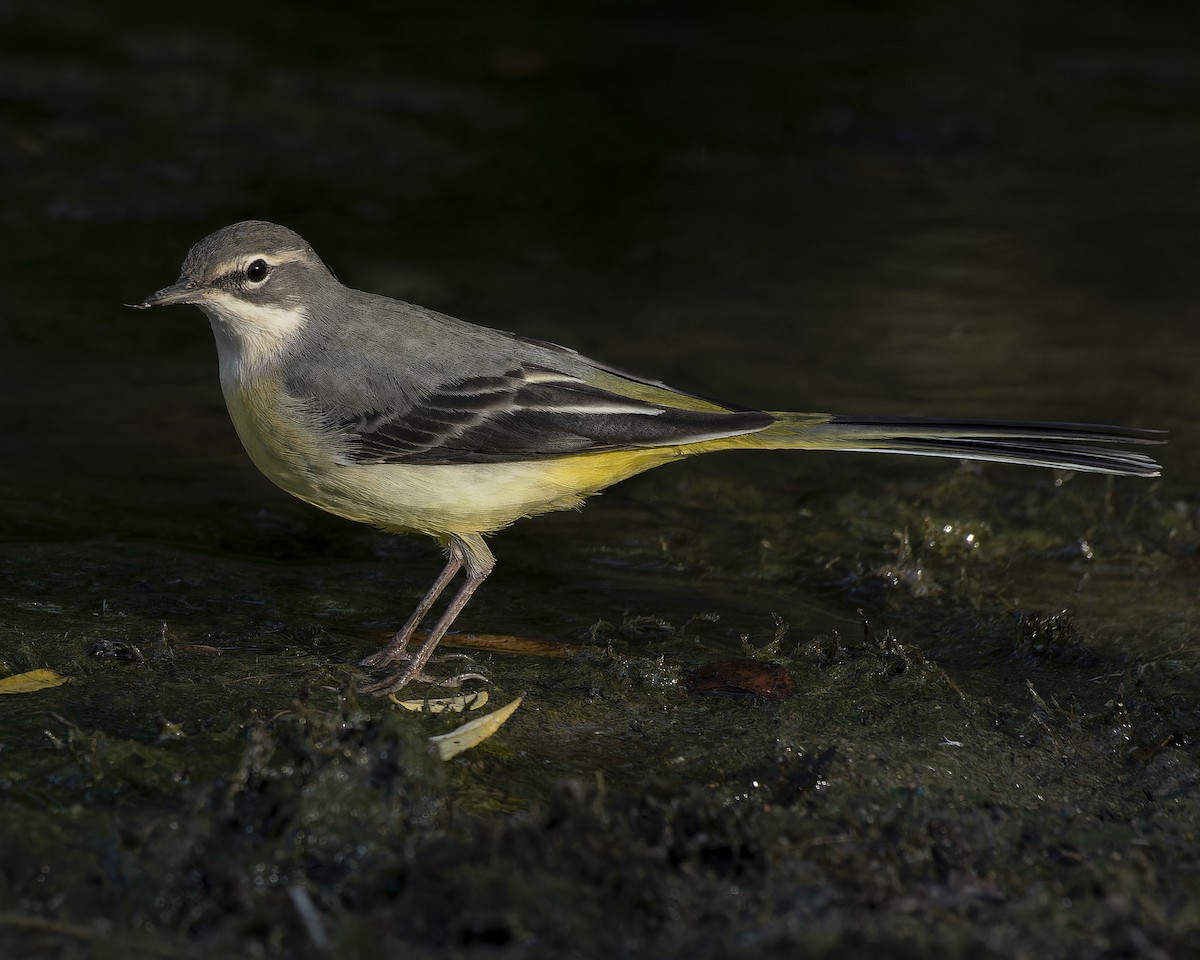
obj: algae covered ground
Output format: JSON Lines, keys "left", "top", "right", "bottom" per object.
{"left": 3, "top": 466, "right": 1197, "bottom": 958}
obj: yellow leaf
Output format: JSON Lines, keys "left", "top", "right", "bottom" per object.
{"left": 390, "top": 689, "right": 490, "bottom": 713}
{"left": 428, "top": 696, "right": 523, "bottom": 761}
{"left": 0, "top": 668, "right": 68, "bottom": 695}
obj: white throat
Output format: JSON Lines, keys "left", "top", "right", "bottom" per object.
{"left": 201, "top": 290, "right": 309, "bottom": 384}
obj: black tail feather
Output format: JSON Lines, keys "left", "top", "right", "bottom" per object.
{"left": 817, "top": 416, "right": 1165, "bottom": 477}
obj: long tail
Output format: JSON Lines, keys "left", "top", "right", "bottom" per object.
{"left": 741, "top": 413, "right": 1164, "bottom": 477}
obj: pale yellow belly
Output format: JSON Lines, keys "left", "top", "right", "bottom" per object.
{"left": 221, "top": 375, "right": 689, "bottom": 538}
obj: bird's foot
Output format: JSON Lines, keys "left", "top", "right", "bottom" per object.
{"left": 361, "top": 649, "right": 487, "bottom": 696}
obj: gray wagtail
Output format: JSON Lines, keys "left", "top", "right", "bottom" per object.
{"left": 137, "top": 220, "right": 1164, "bottom": 695}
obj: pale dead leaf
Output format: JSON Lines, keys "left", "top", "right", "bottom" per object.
{"left": 0, "top": 668, "right": 68, "bottom": 695}
{"left": 389, "top": 689, "right": 490, "bottom": 713}
{"left": 429, "top": 696, "right": 523, "bottom": 760}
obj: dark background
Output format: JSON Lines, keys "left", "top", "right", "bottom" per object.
{"left": 1, "top": 2, "right": 1198, "bottom": 957}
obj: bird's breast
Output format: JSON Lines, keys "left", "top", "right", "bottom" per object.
{"left": 219, "top": 372, "right": 364, "bottom": 520}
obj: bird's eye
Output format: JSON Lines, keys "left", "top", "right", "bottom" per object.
{"left": 245, "top": 259, "right": 269, "bottom": 283}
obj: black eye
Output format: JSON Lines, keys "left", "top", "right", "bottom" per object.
{"left": 245, "top": 259, "right": 269, "bottom": 283}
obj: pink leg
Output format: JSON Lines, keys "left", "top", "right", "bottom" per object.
{"left": 362, "top": 545, "right": 465, "bottom": 667}
{"left": 362, "top": 534, "right": 497, "bottom": 695}
{"left": 361, "top": 569, "right": 490, "bottom": 695}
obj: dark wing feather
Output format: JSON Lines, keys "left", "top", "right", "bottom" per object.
{"left": 334, "top": 364, "right": 773, "bottom": 465}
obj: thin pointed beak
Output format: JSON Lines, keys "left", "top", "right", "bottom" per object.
{"left": 132, "top": 278, "right": 207, "bottom": 310}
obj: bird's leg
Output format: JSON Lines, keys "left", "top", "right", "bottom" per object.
{"left": 362, "top": 545, "right": 465, "bottom": 667}
{"left": 362, "top": 569, "right": 490, "bottom": 695}
{"left": 363, "top": 534, "right": 496, "bottom": 695}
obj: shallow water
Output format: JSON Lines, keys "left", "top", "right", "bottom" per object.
{"left": 2, "top": 2, "right": 1198, "bottom": 957}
